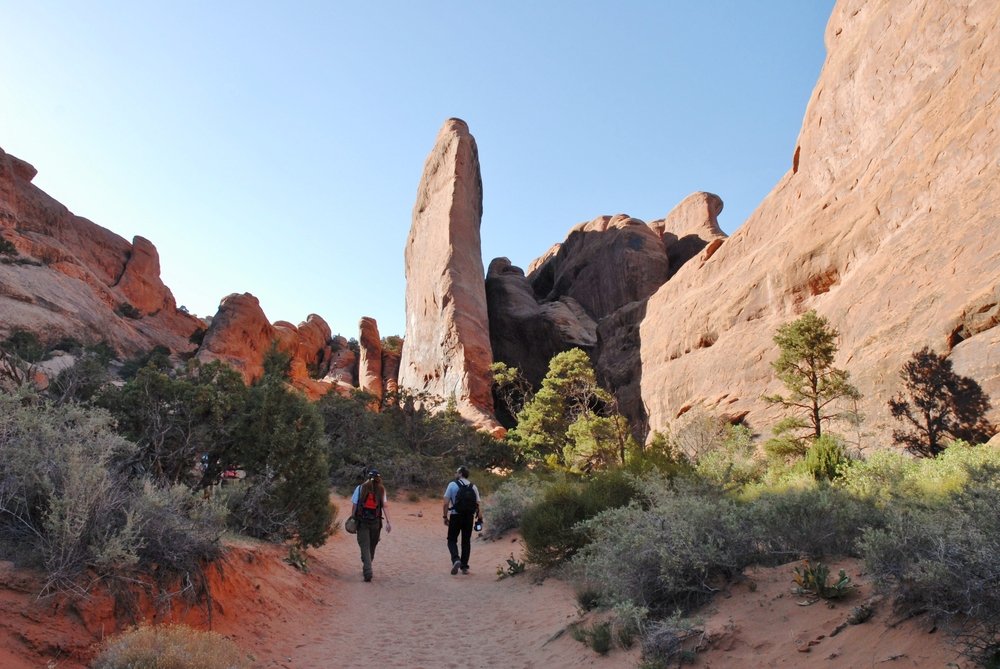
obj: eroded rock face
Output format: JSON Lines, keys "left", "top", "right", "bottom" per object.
{"left": 648, "top": 192, "right": 727, "bottom": 277}
{"left": 358, "top": 317, "right": 383, "bottom": 407}
{"left": 488, "top": 204, "right": 726, "bottom": 435}
{"left": 196, "top": 293, "right": 276, "bottom": 383}
{"left": 0, "top": 147, "right": 202, "bottom": 355}
{"left": 639, "top": 0, "right": 1000, "bottom": 441}
{"left": 197, "top": 295, "right": 337, "bottom": 398}
{"left": 398, "top": 118, "right": 500, "bottom": 433}
{"left": 530, "top": 214, "right": 670, "bottom": 321}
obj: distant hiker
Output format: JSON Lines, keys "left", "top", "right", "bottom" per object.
{"left": 443, "top": 465, "right": 482, "bottom": 575}
{"left": 352, "top": 468, "right": 391, "bottom": 582}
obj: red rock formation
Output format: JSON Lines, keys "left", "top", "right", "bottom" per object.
{"left": 382, "top": 348, "right": 401, "bottom": 397}
{"left": 398, "top": 118, "right": 501, "bottom": 434}
{"left": 196, "top": 293, "right": 276, "bottom": 383}
{"left": 648, "top": 192, "right": 728, "bottom": 278}
{"left": 322, "top": 335, "right": 358, "bottom": 393}
{"left": 358, "top": 317, "right": 383, "bottom": 407}
{"left": 0, "top": 147, "right": 202, "bottom": 355}
{"left": 196, "top": 296, "right": 336, "bottom": 398}
{"left": 639, "top": 0, "right": 1000, "bottom": 442}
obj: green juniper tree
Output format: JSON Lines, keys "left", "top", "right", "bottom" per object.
{"left": 764, "top": 310, "right": 860, "bottom": 445}
{"left": 508, "top": 348, "right": 633, "bottom": 469}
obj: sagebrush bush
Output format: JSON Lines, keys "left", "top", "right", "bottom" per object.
{"left": 574, "top": 486, "right": 754, "bottom": 614}
{"left": 134, "top": 482, "right": 227, "bottom": 575}
{"left": 747, "top": 486, "right": 882, "bottom": 563}
{"left": 859, "top": 476, "right": 1000, "bottom": 665}
{"left": 0, "top": 391, "right": 141, "bottom": 591}
{"left": 482, "top": 476, "right": 544, "bottom": 539}
{"left": 837, "top": 441, "right": 1000, "bottom": 505}
{"left": 92, "top": 624, "right": 252, "bottom": 669}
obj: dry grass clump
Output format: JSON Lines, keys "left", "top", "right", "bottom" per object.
{"left": 92, "top": 624, "right": 252, "bottom": 669}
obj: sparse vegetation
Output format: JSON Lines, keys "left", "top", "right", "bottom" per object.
{"left": 791, "top": 560, "right": 853, "bottom": 599}
{"left": 92, "top": 624, "right": 253, "bottom": 669}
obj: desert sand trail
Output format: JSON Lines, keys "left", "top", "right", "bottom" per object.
{"left": 242, "top": 495, "right": 636, "bottom": 669}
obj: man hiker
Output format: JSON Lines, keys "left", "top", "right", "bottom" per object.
{"left": 443, "top": 465, "right": 482, "bottom": 575}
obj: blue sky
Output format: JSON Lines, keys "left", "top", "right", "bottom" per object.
{"left": 2, "top": 1, "right": 835, "bottom": 339}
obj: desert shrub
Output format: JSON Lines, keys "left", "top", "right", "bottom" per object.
{"left": 838, "top": 442, "right": 1000, "bottom": 505}
{"left": 115, "top": 302, "right": 142, "bottom": 319}
{"left": 92, "top": 623, "right": 252, "bottom": 669}
{"left": 805, "top": 434, "right": 848, "bottom": 481}
{"left": 747, "top": 486, "right": 881, "bottom": 563}
{"left": 100, "top": 362, "right": 248, "bottom": 486}
{"left": 639, "top": 612, "right": 701, "bottom": 668}
{"left": 0, "top": 391, "right": 141, "bottom": 592}
{"left": 320, "top": 390, "right": 514, "bottom": 493}
{"left": 0, "top": 236, "right": 17, "bottom": 256}
{"left": 625, "top": 431, "right": 691, "bottom": 478}
{"left": 574, "top": 486, "right": 753, "bottom": 614}
{"left": 859, "top": 476, "right": 1000, "bottom": 665}
{"left": 520, "top": 470, "right": 639, "bottom": 568}
{"left": 610, "top": 600, "right": 648, "bottom": 649}
{"left": 693, "top": 424, "right": 766, "bottom": 490}
{"left": 482, "top": 476, "right": 544, "bottom": 539}
{"left": 47, "top": 345, "right": 113, "bottom": 404}
{"left": 133, "top": 482, "right": 226, "bottom": 575}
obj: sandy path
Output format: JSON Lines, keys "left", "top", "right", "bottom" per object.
{"left": 251, "top": 496, "right": 638, "bottom": 669}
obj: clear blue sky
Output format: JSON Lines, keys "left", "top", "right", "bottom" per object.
{"left": 2, "top": 1, "right": 835, "bottom": 340}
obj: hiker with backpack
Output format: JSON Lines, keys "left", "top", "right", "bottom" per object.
{"left": 443, "top": 465, "right": 482, "bottom": 575}
{"left": 351, "top": 468, "right": 391, "bottom": 582}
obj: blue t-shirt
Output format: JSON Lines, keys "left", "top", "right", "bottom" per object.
{"left": 444, "top": 478, "right": 480, "bottom": 516}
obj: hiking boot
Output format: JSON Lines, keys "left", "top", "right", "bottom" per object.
{"left": 461, "top": 567, "right": 469, "bottom": 575}
{"left": 364, "top": 574, "right": 372, "bottom": 582}
{"left": 451, "top": 560, "right": 461, "bottom": 575}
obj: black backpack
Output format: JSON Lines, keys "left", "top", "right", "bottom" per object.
{"left": 453, "top": 480, "right": 478, "bottom": 515}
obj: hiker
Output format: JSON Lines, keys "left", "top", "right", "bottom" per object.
{"left": 351, "top": 468, "right": 391, "bottom": 582}
{"left": 443, "top": 465, "right": 482, "bottom": 575}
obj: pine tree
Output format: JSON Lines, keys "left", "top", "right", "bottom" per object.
{"left": 764, "top": 310, "right": 860, "bottom": 441}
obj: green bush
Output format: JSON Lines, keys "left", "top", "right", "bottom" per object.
{"left": 805, "top": 434, "right": 847, "bottom": 481}
{"left": 747, "top": 486, "right": 881, "bottom": 563}
{"left": 520, "top": 470, "right": 639, "bottom": 568}
{"left": 694, "top": 424, "right": 766, "bottom": 490}
{"left": 92, "top": 624, "right": 252, "bottom": 669}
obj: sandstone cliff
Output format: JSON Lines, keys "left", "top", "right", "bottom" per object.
{"left": 0, "top": 147, "right": 202, "bottom": 355}
{"left": 398, "top": 119, "right": 501, "bottom": 434}
{"left": 639, "top": 0, "right": 1000, "bottom": 442}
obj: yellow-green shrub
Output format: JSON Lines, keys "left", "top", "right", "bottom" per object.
{"left": 92, "top": 624, "right": 252, "bottom": 669}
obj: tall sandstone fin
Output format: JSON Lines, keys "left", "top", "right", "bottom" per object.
{"left": 640, "top": 0, "right": 1000, "bottom": 440}
{"left": 399, "top": 119, "right": 500, "bottom": 434}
